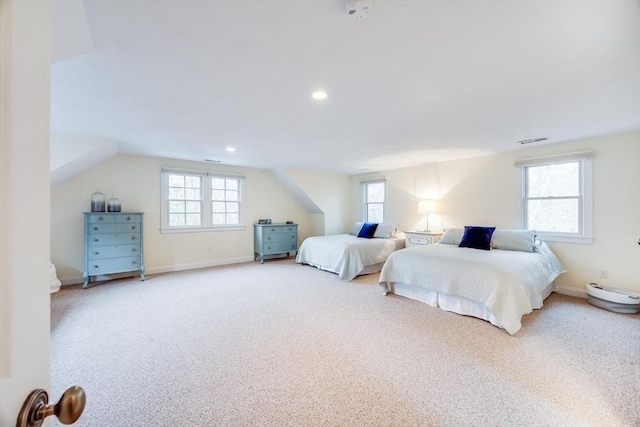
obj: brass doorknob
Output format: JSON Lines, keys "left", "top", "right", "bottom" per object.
{"left": 17, "top": 386, "right": 85, "bottom": 427}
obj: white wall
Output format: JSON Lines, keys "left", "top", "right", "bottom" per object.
{"left": 282, "top": 168, "right": 351, "bottom": 236}
{"left": 50, "top": 132, "right": 118, "bottom": 185}
{"left": 51, "top": 155, "right": 313, "bottom": 283}
{"left": 350, "top": 131, "right": 640, "bottom": 293}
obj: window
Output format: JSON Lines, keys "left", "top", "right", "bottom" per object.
{"left": 211, "top": 177, "right": 240, "bottom": 225}
{"left": 167, "top": 174, "right": 202, "bottom": 227}
{"left": 516, "top": 152, "right": 593, "bottom": 244}
{"left": 161, "top": 168, "right": 245, "bottom": 232}
{"left": 362, "top": 179, "right": 386, "bottom": 223}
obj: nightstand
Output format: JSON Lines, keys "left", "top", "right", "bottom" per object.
{"left": 404, "top": 231, "right": 443, "bottom": 248}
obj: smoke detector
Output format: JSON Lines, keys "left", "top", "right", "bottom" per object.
{"left": 346, "top": 0, "right": 371, "bottom": 19}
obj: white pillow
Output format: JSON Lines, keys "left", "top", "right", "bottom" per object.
{"left": 491, "top": 229, "right": 536, "bottom": 252}
{"left": 348, "top": 222, "right": 364, "bottom": 236}
{"left": 439, "top": 228, "right": 464, "bottom": 245}
{"left": 374, "top": 224, "right": 398, "bottom": 239}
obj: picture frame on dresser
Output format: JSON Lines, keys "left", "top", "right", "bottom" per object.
{"left": 83, "top": 212, "right": 145, "bottom": 288}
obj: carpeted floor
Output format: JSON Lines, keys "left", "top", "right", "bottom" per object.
{"left": 51, "top": 259, "right": 640, "bottom": 426}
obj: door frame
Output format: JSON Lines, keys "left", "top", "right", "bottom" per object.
{"left": 0, "top": 0, "right": 52, "bottom": 425}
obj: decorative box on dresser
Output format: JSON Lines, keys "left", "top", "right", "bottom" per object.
{"left": 254, "top": 223, "right": 298, "bottom": 264}
{"left": 83, "top": 212, "right": 144, "bottom": 288}
{"left": 404, "top": 231, "right": 443, "bottom": 248}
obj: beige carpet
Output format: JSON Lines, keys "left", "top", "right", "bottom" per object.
{"left": 51, "top": 259, "right": 640, "bottom": 426}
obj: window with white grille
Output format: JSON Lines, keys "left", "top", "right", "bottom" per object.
{"left": 161, "top": 168, "right": 244, "bottom": 232}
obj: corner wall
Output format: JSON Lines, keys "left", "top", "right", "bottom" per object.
{"left": 281, "top": 168, "right": 351, "bottom": 236}
{"left": 350, "top": 131, "right": 640, "bottom": 293}
{"left": 51, "top": 155, "right": 313, "bottom": 283}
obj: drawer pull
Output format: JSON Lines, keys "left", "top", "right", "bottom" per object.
{"left": 131, "top": 248, "right": 137, "bottom": 252}
{"left": 131, "top": 226, "right": 136, "bottom": 230}
{"left": 127, "top": 216, "right": 131, "bottom": 221}
{"left": 267, "top": 246, "right": 271, "bottom": 250}
{"left": 93, "top": 226, "right": 98, "bottom": 231}
{"left": 291, "top": 235, "right": 294, "bottom": 238}
{"left": 267, "top": 237, "right": 271, "bottom": 240}
{"left": 131, "top": 236, "right": 136, "bottom": 240}
{"left": 94, "top": 251, "right": 99, "bottom": 255}
{"left": 132, "top": 261, "right": 137, "bottom": 265}
{"left": 99, "top": 216, "right": 104, "bottom": 221}
{"left": 93, "top": 238, "right": 99, "bottom": 242}
{"left": 93, "top": 265, "right": 99, "bottom": 269}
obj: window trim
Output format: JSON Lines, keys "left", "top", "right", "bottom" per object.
{"left": 361, "top": 178, "right": 387, "bottom": 223}
{"left": 516, "top": 152, "right": 593, "bottom": 244}
{"left": 161, "top": 167, "right": 245, "bottom": 233}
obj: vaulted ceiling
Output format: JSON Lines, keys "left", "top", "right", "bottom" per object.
{"left": 51, "top": 0, "right": 640, "bottom": 175}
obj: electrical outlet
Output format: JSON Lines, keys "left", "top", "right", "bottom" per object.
{"left": 598, "top": 270, "right": 608, "bottom": 279}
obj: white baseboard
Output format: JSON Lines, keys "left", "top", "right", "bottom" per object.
{"left": 145, "top": 256, "right": 254, "bottom": 275}
{"left": 554, "top": 285, "right": 588, "bottom": 299}
{"left": 60, "top": 256, "right": 255, "bottom": 286}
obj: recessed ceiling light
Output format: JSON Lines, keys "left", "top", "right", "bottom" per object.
{"left": 312, "top": 91, "right": 328, "bottom": 100}
{"left": 226, "top": 147, "right": 236, "bottom": 152}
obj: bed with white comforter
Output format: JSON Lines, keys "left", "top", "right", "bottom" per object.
{"left": 296, "top": 234, "right": 405, "bottom": 281}
{"left": 379, "top": 242, "right": 565, "bottom": 334}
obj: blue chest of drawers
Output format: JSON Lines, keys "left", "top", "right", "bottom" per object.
{"left": 254, "top": 223, "right": 298, "bottom": 263}
{"left": 83, "top": 212, "right": 145, "bottom": 288}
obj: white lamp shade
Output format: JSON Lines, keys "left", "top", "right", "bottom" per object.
{"left": 418, "top": 199, "right": 439, "bottom": 215}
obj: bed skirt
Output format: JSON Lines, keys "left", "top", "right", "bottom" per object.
{"left": 383, "top": 280, "right": 556, "bottom": 330}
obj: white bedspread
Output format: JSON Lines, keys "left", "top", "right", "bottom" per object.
{"left": 296, "top": 234, "right": 404, "bottom": 281}
{"left": 379, "top": 243, "right": 566, "bottom": 334}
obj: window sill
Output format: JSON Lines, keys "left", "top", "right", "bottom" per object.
{"left": 537, "top": 233, "right": 593, "bottom": 245}
{"left": 160, "top": 226, "right": 246, "bottom": 234}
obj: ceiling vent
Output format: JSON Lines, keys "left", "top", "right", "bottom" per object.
{"left": 346, "top": 0, "right": 371, "bottom": 19}
{"left": 517, "top": 137, "right": 549, "bottom": 145}
{"left": 204, "top": 159, "right": 221, "bottom": 163}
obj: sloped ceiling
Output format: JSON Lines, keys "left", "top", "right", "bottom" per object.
{"left": 51, "top": 0, "right": 640, "bottom": 175}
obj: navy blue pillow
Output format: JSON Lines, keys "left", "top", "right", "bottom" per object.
{"left": 357, "top": 222, "right": 378, "bottom": 239}
{"left": 459, "top": 226, "right": 496, "bottom": 250}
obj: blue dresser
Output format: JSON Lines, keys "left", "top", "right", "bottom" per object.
{"left": 254, "top": 223, "right": 298, "bottom": 263}
{"left": 83, "top": 212, "right": 145, "bottom": 288}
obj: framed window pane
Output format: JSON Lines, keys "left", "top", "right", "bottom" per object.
{"left": 212, "top": 178, "right": 225, "bottom": 189}
{"left": 367, "top": 203, "right": 384, "bottom": 223}
{"left": 186, "top": 201, "right": 201, "bottom": 213}
{"left": 226, "top": 190, "right": 238, "bottom": 201}
{"left": 212, "top": 202, "right": 226, "bottom": 212}
{"left": 367, "top": 183, "right": 385, "bottom": 203}
{"left": 226, "top": 213, "right": 239, "bottom": 224}
{"left": 185, "top": 214, "right": 201, "bottom": 226}
{"left": 527, "top": 199, "right": 579, "bottom": 233}
{"left": 212, "top": 189, "right": 225, "bottom": 201}
{"left": 227, "top": 202, "right": 239, "bottom": 213}
{"left": 169, "top": 214, "right": 185, "bottom": 226}
{"left": 527, "top": 162, "right": 579, "bottom": 197}
{"left": 185, "top": 176, "right": 200, "bottom": 188}
{"left": 168, "top": 188, "right": 185, "bottom": 199}
{"left": 169, "top": 201, "right": 184, "bottom": 213}
{"left": 212, "top": 213, "right": 225, "bottom": 224}
{"left": 185, "top": 188, "right": 201, "bottom": 200}
{"left": 226, "top": 180, "right": 238, "bottom": 190}
{"left": 168, "top": 175, "right": 184, "bottom": 187}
